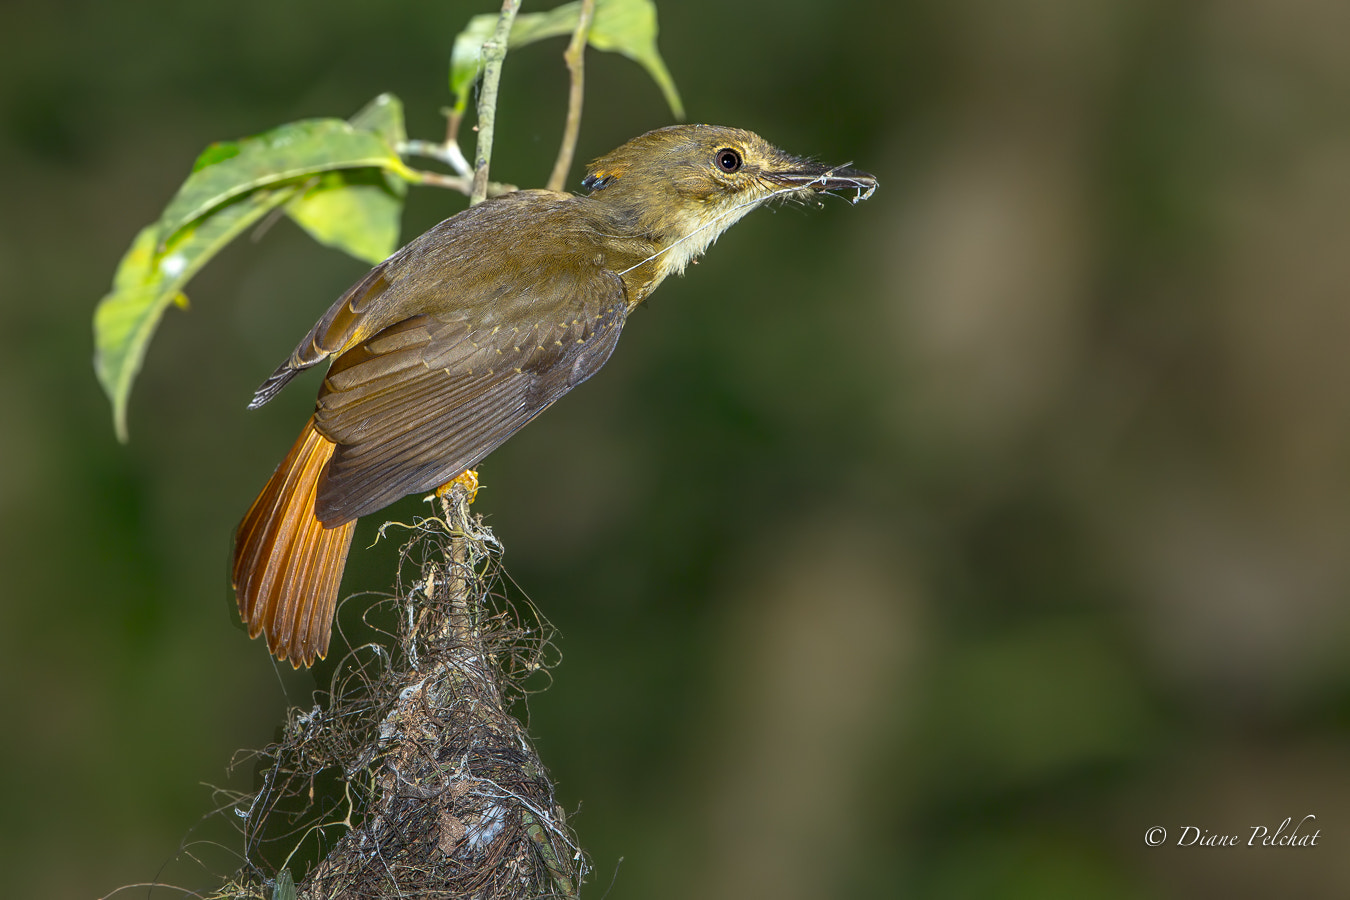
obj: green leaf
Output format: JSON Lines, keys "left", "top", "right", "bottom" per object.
{"left": 284, "top": 95, "right": 412, "bottom": 264}
{"left": 272, "top": 869, "right": 296, "bottom": 900}
{"left": 449, "top": 0, "right": 682, "bottom": 118}
{"left": 285, "top": 169, "right": 405, "bottom": 265}
{"left": 588, "top": 0, "right": 684, "bottom": 119}
{"left": 95, "top": 94, "right": 418, "bottom": 439}
{"left": 349, "top": 92, "right": 408, "bottom": 147}
{"left": 158, "top": 118, "right": 413, "bottom": 244}
{"left": 192, "top": 140, "right": 242, "bottom": 172}
{"left": 94, "top": 188, "right": 296, "bottom": 440}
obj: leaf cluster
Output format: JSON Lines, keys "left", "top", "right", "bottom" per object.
{"left": 93, "top": 97, "right": 412, "bottom": 441}
{"left": 450, "top": 0, "right": 681, "bottom": 118}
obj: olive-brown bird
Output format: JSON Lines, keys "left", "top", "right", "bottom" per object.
{"left": 233, "top": 124, "right": 876, "bottom": 666}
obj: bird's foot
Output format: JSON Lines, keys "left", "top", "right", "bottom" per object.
{"left": 434, "top": 468, "right": 480, "bottom": 505}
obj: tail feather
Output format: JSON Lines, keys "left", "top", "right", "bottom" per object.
{"left": 232, "top": 417, "right": 356, "bottom": 667}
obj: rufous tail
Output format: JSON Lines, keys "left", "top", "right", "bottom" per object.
{"left": 232, "top": 417, "right": 356, "bottom": 667}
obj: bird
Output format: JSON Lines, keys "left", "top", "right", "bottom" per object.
{"left": 232, "top": 124, "right": 877, "bottom": 666}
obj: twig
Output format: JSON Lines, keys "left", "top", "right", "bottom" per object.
{"left": 546, "top": 0, "right": 595, "bottom": 193}
{"left": 443, "top": 106, "right": 468, "bottom": 169}
{"left": 405, "top": 167, "right": 517, "bottom": 198}
{"left": 438, "top": 482, "right": 476, "bottom": 648}
{"left": 399, "top": 138, "right": 472, "bottom": 177}
{"left": 471, "top": 0, "right": 522, "bottom": 206}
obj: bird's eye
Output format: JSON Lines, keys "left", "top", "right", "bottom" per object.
{"left": 715, "top": 148, "right": 742, "bottom": 173}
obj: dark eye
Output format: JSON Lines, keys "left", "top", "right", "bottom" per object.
{"left": 716, "top": 148, "right": 742, "bottom": 173}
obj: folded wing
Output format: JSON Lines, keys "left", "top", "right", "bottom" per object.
{"left": 311, "top": 268, "right": 628, "bottom": 525}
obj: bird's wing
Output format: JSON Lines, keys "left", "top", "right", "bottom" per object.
{"left": 248, "top": 190, "right": 584, "bottom": 410}
{"left": 249, "top": 263, "right": 395, "bottom": 409}
{"left": 310, "top": 267, "right": 628, "bottom": 525}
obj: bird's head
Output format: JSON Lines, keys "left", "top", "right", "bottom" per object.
{"left": 582, "top": 125, "right": 876, "bottom": 277}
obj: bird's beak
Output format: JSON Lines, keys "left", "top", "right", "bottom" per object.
{"left": 766, "top": 159, "right": 878, "bottom": 204}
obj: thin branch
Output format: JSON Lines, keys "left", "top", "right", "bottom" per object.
{"left": 471, "top": 0, "right": 522, "bottom": 206}
{"left": 399, "top": 138, "right": 472, "bottom": 177}
{"left": 546, "top": 0, "right": 596, "bottom": 193}
{"left": 443, "top": 106, "right": 466, "bottom": 159}
{"left": 403, "top": 166, "right": 517, "bottom": 199}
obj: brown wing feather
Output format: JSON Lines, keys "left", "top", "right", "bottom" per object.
{"left": 247, "top": 190, "right": 608, "bottom": 411}
{"left": 311, "top": 275, "right": 627, "bottom": 525}
{"left": 249, "top": 266, "right": 395, "bottom": 408}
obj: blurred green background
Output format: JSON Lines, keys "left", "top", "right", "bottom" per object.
{"left": 3, "top": 0, "right": 1350, "bottom": 896}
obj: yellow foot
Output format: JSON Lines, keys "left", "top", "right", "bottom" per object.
{"left": 434, "top": 468, "right": 480, "bottom": 504}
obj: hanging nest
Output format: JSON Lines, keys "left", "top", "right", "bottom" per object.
{"left": 214, "top": 482, "right": 586, "bottom": 899}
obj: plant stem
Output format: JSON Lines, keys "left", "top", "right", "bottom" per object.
{"left": 471, "top": 0, "right": 522, "bottom": 206}
{"left": 444, "top": 106, "right": 465, "bottom": 161}
{"left": 404, "top": 166, "right": 517, "bottom": 198}
{"left": 546, "top": 0, "right": 595, "bottom": 193}
{"left": 400, "top": 138, "right": 472, "bottom": 177}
